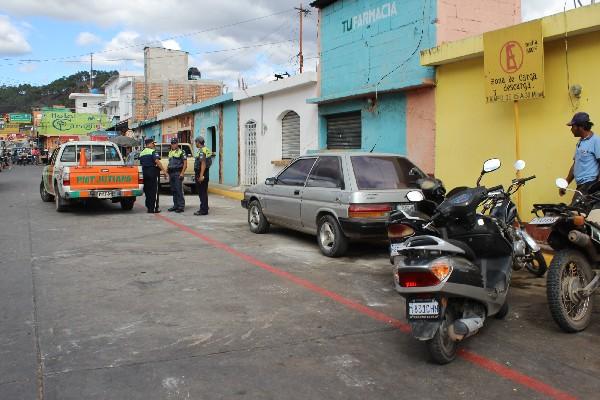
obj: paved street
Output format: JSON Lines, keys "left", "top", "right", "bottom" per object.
{"left": 1, "top": 166, "right": 599, "bottom": 400}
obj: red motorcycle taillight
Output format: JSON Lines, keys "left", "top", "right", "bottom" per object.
{"left": 387, "top": 223, "right": 415, "bottom": 239}
{"left": 397, "top": 270, "right": 441, "bottom": 288}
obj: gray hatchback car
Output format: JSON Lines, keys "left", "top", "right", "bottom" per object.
{"left": 241, "top": 152, "right": 429, "bottom": 257}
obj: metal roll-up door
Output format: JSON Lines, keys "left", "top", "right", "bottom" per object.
{"left": 326, "top": 112, "right": 361, "bottom": 150}
{"left": 282, "top": 111, "right": 300, "bottom": 159}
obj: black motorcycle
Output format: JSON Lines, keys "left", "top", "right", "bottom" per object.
{"left": 531, "top": 178, "right": 600, "bottom": 332}
{"left": 387, "top": 158, "right": 531, "bottom": 364}
{"left": 481, "top": 161, "right": 547, "bottom": 277}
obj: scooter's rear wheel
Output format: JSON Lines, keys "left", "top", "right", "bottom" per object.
{"left": 427, "top": 311, "right": 457, "bottom": 364}
{"left": 526, "top": 251, "right": 548, "bottom": 277}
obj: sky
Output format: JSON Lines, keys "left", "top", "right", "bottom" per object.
{"left": 0, "top": 0, "right": 590, "bottom": 89}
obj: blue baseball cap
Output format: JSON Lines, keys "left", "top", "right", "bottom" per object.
{"left": 567, "top": 112, "right": 592, "bottom": 126}
{"left": 170, "top": 138, "right": 179, "bottom": 144}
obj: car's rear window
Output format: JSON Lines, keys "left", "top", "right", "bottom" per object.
{"left": 60, "top": 144, "right": 122, "bottom": 163}
{"left": 351, "top": 156, "right": 425, "bottom": 190}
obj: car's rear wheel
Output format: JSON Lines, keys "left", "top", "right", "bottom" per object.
{"left": 248, "top": 200, "right": 269, "bottom": 234}
{"left": 317, "top": 215, "right": 349, "bottom": 257}
{"left": 40, "top": 180, "right": 54, "bottom": 202}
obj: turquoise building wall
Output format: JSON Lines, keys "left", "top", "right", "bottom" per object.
{"left": 318, "top": 93, "right": 406, "bottom": 154}
{"left": 312, "top": 0, "right": 436, "bottom": 155}
{"left": 221, "top": 102, "right": 239, "bottom": 186}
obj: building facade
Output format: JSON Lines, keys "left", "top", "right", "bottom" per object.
{"left": 421, "top": 4, "right": 600, "bottom": 214}
{"left": 309, "top": 0, "right": 520, "bottom": 173}
{"left": 235, "top": 72, "right": 318, "bottom": 185}
{"left": 68, "top": 92, "right": 105, "bottom": 114}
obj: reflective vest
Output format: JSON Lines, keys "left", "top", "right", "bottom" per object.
{"left": 195, "top": 146, "right": 213, "bottom": 169}
{"left": 168, "top": 148, "right": 185, "bottom": 170}
{"left": 139, "top": 147, "right": 159, "bottom": 168}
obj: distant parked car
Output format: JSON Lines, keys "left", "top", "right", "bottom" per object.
{"left": 241, "top": 152, "right": 428, "bottom": 257}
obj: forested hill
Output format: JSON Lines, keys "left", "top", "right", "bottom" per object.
{"left": 0, "top": 70, "right": 116, "bottom": 114}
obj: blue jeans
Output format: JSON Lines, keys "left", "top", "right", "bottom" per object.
{"left": 169, "top": 171, "right": 185, "bottom": 210}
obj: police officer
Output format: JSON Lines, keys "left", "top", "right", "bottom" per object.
{"left": 167, "top": 138, "right": 187, "bottom": 213}
{"left": 193, "top": 136, "right": 212, "bottom": 216}
{"left": 139, "top": 138, "right": 167, "bottom": 213}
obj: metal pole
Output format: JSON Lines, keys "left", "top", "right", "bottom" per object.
{"left": 514, "top": 100, "right": 522, "bottom": 214}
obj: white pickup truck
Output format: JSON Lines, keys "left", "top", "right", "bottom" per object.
{"left": 40, "top": 141, "right": 144, "bottom": 212}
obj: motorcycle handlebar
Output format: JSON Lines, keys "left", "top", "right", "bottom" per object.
{"left": 487, "top": 185, "right": 503, "bottom": 193}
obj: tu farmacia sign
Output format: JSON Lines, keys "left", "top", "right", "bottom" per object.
{"left": 484, "top": 20, "right": 544, "bottom": 103}
{"left": 39, "top": 111, "right": 110, "bottom": 136}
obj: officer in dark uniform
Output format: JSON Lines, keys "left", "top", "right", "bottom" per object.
{"left": 193, "top": 136, "right": 212, "bottom": 216}
{"left": 139, "top": 138, "right": 167, "bottom": 213}
{"left": 167, "top": 138, "right": 187, "bottom": 213}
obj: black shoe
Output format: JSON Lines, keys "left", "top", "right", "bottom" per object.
{"left": 193, "top": 210, "right": 206, "bottom": 216}
{"left": 168, "top": 207, "right": 177, "bottom": 212}
{"left": 175, "top": 209, "right": 184, "bottom": 213}
{"left": 147, "top": 209, "right": 153, "bottom": 213}
{"left": 154, "top": 209, "right": 161, "bottom": 214}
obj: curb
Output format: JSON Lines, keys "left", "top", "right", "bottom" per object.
{"left": 208, "top": 186, "right": 244, "bottom": 201}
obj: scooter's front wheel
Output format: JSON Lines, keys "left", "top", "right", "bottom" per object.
{"left": 526, "top": 251, "right": 548, "bottom": 277}
{"left": 427, "top": 311, "right": 457, "bottom": 364}
{"left": 547, "top": 249, "right": 594, "bottom": 332}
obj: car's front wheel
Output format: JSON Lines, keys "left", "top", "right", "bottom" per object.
{"left": 317, "top": 215, "right": 349, "bottom": 257}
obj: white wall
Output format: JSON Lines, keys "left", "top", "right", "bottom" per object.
{"left": 145, "top": 47, "right": 188, "bottom": 82}
{"left": 238, "top": 82, "right": 318, "bottom": 184}
{"left": 73, "top": 96, "right": 104, "bottom": 114}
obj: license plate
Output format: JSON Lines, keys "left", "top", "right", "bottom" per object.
{"left": 96, "top": 191, "right": 113, "bottom": 199}
{"left": 529, "top": 216, "right": 559, "bottom": 225}
{"left": 390, "top": 242, "right": 404, "bottom": 254}
{"left": 407, "top": 299, "right": 440, "bottom": 320}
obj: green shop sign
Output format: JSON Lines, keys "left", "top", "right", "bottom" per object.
{"left": 9, "top": 113, "right": 32, "bottom": 123}
{"left": 39, "top": 111, "right": 110, "bottom": 136}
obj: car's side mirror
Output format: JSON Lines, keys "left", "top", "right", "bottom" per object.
{"left": 265, "top": 177, "right": 277, "bottom": 185}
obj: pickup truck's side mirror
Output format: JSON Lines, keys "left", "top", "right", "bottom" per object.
{"left": 265, "top": 177, "right": 277, "bottom": 186}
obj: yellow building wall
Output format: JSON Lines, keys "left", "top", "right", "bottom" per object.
{"left": 435, "top": 31, "right": 600, "bottom": 220}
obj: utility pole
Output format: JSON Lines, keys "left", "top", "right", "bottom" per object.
{"left": 89, "top": 53, "right": 94, "bottom": 91}
{"left": 295, "top": 3, "right": 310, "bottom": 74}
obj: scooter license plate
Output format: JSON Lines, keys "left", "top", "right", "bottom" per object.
{"left": 407, "top": 298, "right": 440, "bottom": 320}
{"left": 96, "top": 191, "right": 113, "bottom": 199}
{"left": 529, "top": 216, "right": 559, "bottom": 225}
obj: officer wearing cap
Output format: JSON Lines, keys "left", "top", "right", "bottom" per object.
{"left": 139, "top": 138, "right": 167, "bottom": 213}
{"left": 193, "top": 136, "right": 213, "bottom": 216}
{"left": 167, "top": 138, "right": 187, "bottom": 213}
{"left": 561, "top": 112, "right": 599, "bottom": 199}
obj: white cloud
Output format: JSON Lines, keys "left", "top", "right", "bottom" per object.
{"left": 18, "top": 63, "right": 37, "bottom": 73}
{"left": 522, "top": 0, "right": 580, "bottom": 21}
{"left": 76, "top": 31, "right": 102, "bottom": 46}
{"left": 0, "top": 15, "right": 31, "bottom": 55}
{"left": 161, "top": 39, "right": 181, "bottom": 51}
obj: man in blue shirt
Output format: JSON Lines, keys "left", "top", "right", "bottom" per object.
{"left": 560, "top": 112, "right": 599, "bottom": 199}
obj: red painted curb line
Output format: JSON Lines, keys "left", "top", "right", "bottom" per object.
{"left": 154, "top": 213, "right": 577, "bottom": 400}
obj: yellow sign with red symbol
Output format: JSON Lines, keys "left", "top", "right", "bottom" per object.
{"left": 484, "top": 20, "right": 544, "bottom": 103}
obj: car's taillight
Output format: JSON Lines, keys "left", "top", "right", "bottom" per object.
{"left": 138, "top": 171, "right": 144, "bottom": 184}
{"left": 387, "top": 223, "right": 415, "bottom": 239}
{"left": 348, "top": 203, "right": 392, "bottom": 219}
{"left": 397, "top": 270, "right": 440, "bottom": 287}
{"left": 62, "top": 172, "right": 70, "bottom": 186}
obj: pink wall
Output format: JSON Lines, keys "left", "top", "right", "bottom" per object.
{"left": 406, "top": 88, "right": 436, "bottom": 174}
{"left": 437, "top": 0, "right": 521, "bottom": 44}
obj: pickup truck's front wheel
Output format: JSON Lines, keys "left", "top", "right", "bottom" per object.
{"left": 40, "top": 180, "right": 54, "bottom": 202}
{"left": 54, "top": 185, "right": 68, "bottom": 212}
{"left": 120, "top": 197, "right": 135, "bottom": 210}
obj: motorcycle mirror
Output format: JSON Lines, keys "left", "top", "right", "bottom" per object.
{"left": 406, "top": 190, "right": 425, "bottom": 202}
{"left": 556, "top": 178, "right": 569, "bottom": 189}
{"left": 483, "top": 158, "right": 501, "bottom": 173}
{"left": 514, "top": 160, "right": 526, "bottom": 171}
